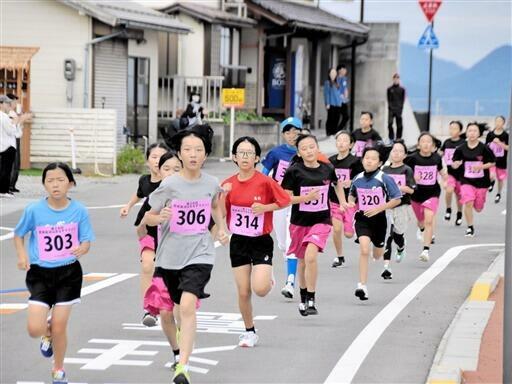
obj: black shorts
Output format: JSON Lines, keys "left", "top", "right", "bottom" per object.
{"left": 25, "top": 261, "right": 83, "bottom": 308}
{"left": 354, "top": 212, "right": 387, "bottom": 248}
{"left": 229, "top": 234, "right": 274, "bottom": 268}
{"left": 160, "top": 264, "right": 213, "bottom": 305}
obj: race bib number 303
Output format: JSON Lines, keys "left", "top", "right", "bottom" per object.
{"left": 170, "top": 199, "right": 211, "bottom": 234}
{"left": 37, "top": 223, "right": 79, "bottom": 261}
{"left": 229, "top": 205, "right": 264, "bottom": 237}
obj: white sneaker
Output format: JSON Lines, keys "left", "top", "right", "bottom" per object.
{"left": 355, "top": 283, "right": 369, "bottom": 301}
{"left": 238, "top": 331, "right": 259, "bottom": 347}
{"left": 0, "top": 193, "right": 14, "bottom": 198}
{"left": 419, "top": 249, "right": 430, "bottom": 262}
{"left": 280, "top": 283, "right": 294, "bottom": 299}
{"left": 416, "top": 228, "right": 423, "bottom": 242}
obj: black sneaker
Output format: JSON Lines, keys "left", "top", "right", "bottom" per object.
{"left": 298, "top": 302, "right": 308, "bottom": 317}
{"left": 444, "top": 210, "right": 451, "bottom": 221}
{"left": 306, "top": 300, "right": 318, "bottom": 315}
{"left": 465, "top": 227, "right": 475, "bottom": 238}
{"left": 495, "top": 194, "right": 501, "bottom": 204}
{"left": 455, "top": 212, "right": 463, "bottom": 226}
{"left": 381, "top": 268, "right": 393, "bottom": 280}
{"left": 488, "top": 180, "right": 495, "bottom": 192}
{"left": 142, "top": 312, "right": 157, "bottom": 327}
{"left": 431, "top": 236, "right": 435, "bottom": 244}
{"left": 331, "top": 256, "right": 344, "bottom": 268}
{"left": 9, "top": 187, "right": 20, "bottom": 193}
{"left": 355, "top": 285, "right": 369, "bottom": 301}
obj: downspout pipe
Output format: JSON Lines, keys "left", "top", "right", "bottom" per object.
{"left": 83, "top": 30, "right": 125, "bottom": 108}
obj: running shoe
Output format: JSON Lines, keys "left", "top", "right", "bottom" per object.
{"left": 431, "top": 235, "right": 435, "bottom": 244}
{"left": 238, "top": 331, "right": 259, "bottom": 347}
{"left": 331, "top": 256, "right": 345, "bottom": 268}
{"left": 281, "top": 283, "right": 294, "bottom": 299}
{"left": 381, "top": 268, "right": 393, "bottom": 280}
{"left": 307, "top": 300, "right": 318, "bottom": 315}
{"left": 395, "top": 246, "right": 406, "bottom": 263}
{"left": 40, "top": 335, "right": 53, "bottom": 358}
{"left": 298, "top": 302, "right": 308, "bottom": 316}
{"left": 416, "top": 228, "right": 424, "bottom": 241}
{"left": 465, "top": 227, "right": 475, "bottom": 238}
{"left": 173, "top": 364, "right": 191, "bottom": 384}
{"left": 355, "top": 283, "right": 369, "bottom": 301}
{"left": 455, "top": 212, "right": 463, "bottom": 226}
{"left": 170, "top": 354, "right": 179, "bottom": 371}
{"left": 444, "top": 210, "right": 451, "bottom": 221}
{"left": 495, "top": 194, "right": 501, "bottom": 204}
{"left": 52, "top": 369, "right": 67, "bottom": 384}
{"left": 142, "top": 312, "right": 157, "bottom": 327}
{"left": 488, "top": 180, "right": 495, "bottom": 192}
{"left": 419, "top": 249, "right": 430, "bottom": 262}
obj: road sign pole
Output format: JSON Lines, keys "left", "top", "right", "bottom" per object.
{"left": 427, "top": 21, "right": 434, "bottom": 132}
{"left": 504, "top": 86, "right": 512, "bottom": 384}
{"left": 229, "top": 105, "right": 235, "bottom": 158}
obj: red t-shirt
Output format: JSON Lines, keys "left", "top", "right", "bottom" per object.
{"left": 222, "top": 171, "right": 291, "bottom": 236}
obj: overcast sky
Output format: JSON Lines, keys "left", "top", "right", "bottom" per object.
{"left": 137, "top": 0, "right": 512, "bottom": 69}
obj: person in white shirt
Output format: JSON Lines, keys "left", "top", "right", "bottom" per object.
{"left": 6, "top": 94, "right": 24, "bottom": 193}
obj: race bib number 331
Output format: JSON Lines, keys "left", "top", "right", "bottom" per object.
{"left": 170, "top": 199, "right": 211, "bottom": 234}
{"left": 37, "top": 223, "right": 79, "bottom": 261}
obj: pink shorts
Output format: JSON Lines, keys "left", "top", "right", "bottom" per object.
{"left": 143, "top": 277, "right": 201, "bottom": 316}
{"left": 139, "top": 234, "right": 156, "bottom": 255}
{"left": 446, "top": 175, "right": 461, "bottom": 196}
{"left": 287, "top": 223, "right": 332, "bottom": 259}
{"left": 490, "top": 166, "right": 508, "bottom": 181}
{"left": 460, "top": 184, "right": 487, "bottom": 212}
{"left": 411, "top": 197, "right": 440, "bottom": 222}
{"left": 330, "top": 202, "right": 355, "bottom": 235}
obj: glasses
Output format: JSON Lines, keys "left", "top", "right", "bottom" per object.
{"left": 236, "top": 151, "right": 256, "bottom": 158}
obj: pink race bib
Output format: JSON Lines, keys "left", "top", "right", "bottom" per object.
{"left": 464, "top": 161, "right": 484, "bottom": 179}
{"left": 274, "top": 160, "right": 290, "bottom": 183}
{"left": 229, "top": 205, "right": 264, "bottom": 237}
{"left": 414, "top": 165, "right": 437, "bottom": 186}
{"left": 389, "top": 174, "right": 406, "bottom": 187}
{"left": 444, "top": 148, "right": 456, "bottom": 166}
{"left": 37, "top": 223, "right": 79, "bottom": 262}
{"left": 299, "top": 185, "right": 329, "bottom": 212}
{"left": 357, "top": 187, "right": 385, "bottom": 211}
{"left": 335, "top": 168, "right": 351, "bottom": 183}
{"left": 353, "top": 140, "right": 367, "bottom": 157}
{"left": 170, "top": 199, "right": 211, "bottom": 234}
{"left": 489, "top": 142, "right": 505, "bottom": 157}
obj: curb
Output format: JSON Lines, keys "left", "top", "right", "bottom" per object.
{"left": 426, "top": 251, "right": 504, "bottom": 384}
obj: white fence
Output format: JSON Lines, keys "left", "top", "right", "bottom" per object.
{"left": 30, "top": 108, "right": 117, "bottom": 175}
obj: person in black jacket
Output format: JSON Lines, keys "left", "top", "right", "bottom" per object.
{"left": 387, "top": 73, "right": 406, "bottom": 141}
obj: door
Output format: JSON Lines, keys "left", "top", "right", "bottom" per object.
{"left": 127, "top": 57, "right": 150, "bottom": 142}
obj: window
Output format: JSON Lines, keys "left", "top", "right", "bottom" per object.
{"left": 220, "top": 27, "right": 231, "bottom": 67}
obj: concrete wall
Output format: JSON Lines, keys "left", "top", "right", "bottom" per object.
{"left": 240, "top": 27, "right": 259, "bottom": 109}
{"left": 1, "top": 0, "right": 92, "bottom": 109}
{"left": 128, "top": 30, "right": 160, "bottom": 143}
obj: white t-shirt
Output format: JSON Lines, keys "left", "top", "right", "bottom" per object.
{"left": 0, "top": 110, "right": 17, "bottom": 152}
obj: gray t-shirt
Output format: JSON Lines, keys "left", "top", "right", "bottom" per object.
{"left": 149, "top": 172, "right": 221, "bottom": 270}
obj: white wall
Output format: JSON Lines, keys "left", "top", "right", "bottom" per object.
{"left": 129, "top": 30, "right": 160, "bottom": 143}
{"left": 1, "top": 0, "right": 91, "bottom": 109}
{"left": 176, "top": 14, "right": 205, "bottom": 77}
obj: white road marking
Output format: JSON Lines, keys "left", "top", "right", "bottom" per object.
{"left": 0, "top": 226, "right": 13, "bottom": 231}
{"left": 0, "top": 303, "right": 28, "bottom": 311}
{"left": 80, "top": 273, "right": 137, "bottom": 296}
{"left": 502, "top": 209, "right": 506, "bottom": 215}
{"left": 83, "top": 272, "right": 117, "bottom": 279}
{"left": 324, "top": 243, "right": 504, "bottom": 384}
{"left": 87, "top": 203, "right": 142, "bottom": 210}
{"left": 0, "top": 231, "right": 14, "bottom": 242}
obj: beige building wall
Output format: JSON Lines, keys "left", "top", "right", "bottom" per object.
{"left": 176, "top": 14, "right": 205, "bottom": 77}
{"left": 1, "top": 0, "right": 92, "bottom": 109}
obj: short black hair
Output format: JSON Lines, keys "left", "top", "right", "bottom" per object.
{"left": 417, "top": 132, "right": 442, "bottom": 149}
{"left": 171, "top": 124, "right": 214, "bottom": 155}
{"left": 295, "top": 134, "right": 318, "bottom": 149}
{"left": 146, "top": 142, "right": 170, "bottom": 159}
{"left": 360, "top": 111, "right": 373, "bottom": 120}
{"left": 42, "top": 162, "right": 76, "bottom": 186}
{"left": 335, "top": 130, "right": 354, "bottom": 143}
{"left": 391, "top": 139, "right": 408, "bottom": 154}
{"left": 231, "top": 136, "right": 261, "bottom": 166}
{"left": 158, "top": 151, "right": 179, "bottom": 168}
{"left": 449, "top": 120, "right": 463, "bottom": 131}
{"left": 362, "top": 145, "right": 384, "bottom": 162}
{"left": 496, "top": 115, "right": 506, "bottom": 123}
{"left": 336, "top": 64, "right": 347, "bottom": 71}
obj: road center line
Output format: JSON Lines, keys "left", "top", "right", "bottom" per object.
{"left": 324, "top": 243, "right": 504, "bottom": 384}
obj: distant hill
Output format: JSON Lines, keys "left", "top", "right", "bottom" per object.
{"left": 400, "top": 43, "right": 511, "bottom": 115}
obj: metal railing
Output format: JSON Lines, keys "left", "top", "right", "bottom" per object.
{"left": 158, "top": 75, "right": 224, "bottom": 122}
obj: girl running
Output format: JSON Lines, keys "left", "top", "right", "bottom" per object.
{"left": 281, "top": 134, "right": 345, "bottom": 316}
{"left": 452, "top": 122, "right": 496, "bottom": 237}
{"left": 145, "top": 126, "right": 229, "bottom": 384}
{"left": 221, "top": 136, "right": 291, "bottom": 347}
{"left": 440, "top": 121, "right": 465, "bottom": 225}
{"left": 261, "top": 117, "right": 301, "bottom": 300}
{"left": 405, "top": 133, "right": 446, "bottom": 262}
{"left": 328, "top": 130, "right": 363, "bottom": 268}
{"left": 382, "top": 141, "right": 416, "bottom": 278}
{"left": 120, "top": 142, "right": 169, "bottom": 327}
{"left": 351, "top": 111, "right": 383, "bottom": 158}
{"left": 486, "top": 115, "right": 509, "bottom": 203}
{"left": 348, "top": 147, "right": 401, "bottom": 300}
{"left": 14, "top": 162, "right": 95, "bottom": 384}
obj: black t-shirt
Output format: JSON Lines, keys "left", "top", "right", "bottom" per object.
{"left": 453, "top": 142, "right": 495, "bottom": 188}
{"left": 405, "top": 151, "right": 443, "bottom": 202}
{"left": 485, "top": 130, "right": 509, "bottom": 169}
{"left": 441, "top": 138, "right": 465, "bottom": 178}
{"left": 134, "top": 175, "right": 161, "bottom": 242}
{"left": 351, "top": 128, "right": 383, "bottom": 157}
{"left": 382, "top": 164, "right": 415, "bottom": 206}
{"left": 281, "top": 161, "right": 338, "bottom": 226}
{"left": 328, "top": 153, "right": 364, "bottom": 204}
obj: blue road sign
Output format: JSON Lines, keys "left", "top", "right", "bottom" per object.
{"left": 418, "top": 24, "right": 439, "bottom": 49}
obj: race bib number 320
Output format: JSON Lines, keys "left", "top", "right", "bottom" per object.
{"left": 170, "top": 199, "right": 211, "bottom": 234}
{"left": 37, "top": 223, "right": 79, "bottom": 261}
{"left": 357, "top": 187, "right": 385, "bottom": 211}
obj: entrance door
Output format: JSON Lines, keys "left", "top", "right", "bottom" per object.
{"left": 127, "top": 57, "right": 150, "bottom": 142}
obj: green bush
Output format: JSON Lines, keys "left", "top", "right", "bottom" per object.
{"left": 117, "top": 145, "right": 146, "bottom": 174}
{"left": 222, "top": 111, "right": 275, "bottom": 125}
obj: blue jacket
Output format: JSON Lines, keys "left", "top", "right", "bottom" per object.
{"left": 323, "top": 80, "right": 342, "bottom": 107}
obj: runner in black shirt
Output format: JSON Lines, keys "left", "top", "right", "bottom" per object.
{"left": 485, "top": 115, "right": 509, "bottom": 203}
{"left": 351, "top": 111, "right": 382, "bottom": 158}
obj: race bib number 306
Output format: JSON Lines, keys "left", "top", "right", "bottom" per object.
{"left": 229, "top": 205, "right": 264, "bottom": 237}
{"left": 37, "top": 223, "right": 79, "bottom": 261}
{"left": 170, "top": 199, "right": 211, "bottom": 234}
